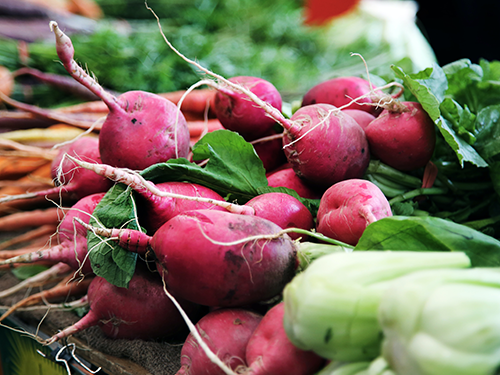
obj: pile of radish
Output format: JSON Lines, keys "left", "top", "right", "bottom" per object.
{"left": 5, "top": 15, "right": 493, "bottom": 375}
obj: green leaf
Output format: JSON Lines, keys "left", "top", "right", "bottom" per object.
{"left": 355, "top": 216, "right": 500, "bottom": 267}
{"left": 141, "top": 130, "right": 268, "bottom": 203}
{"left": 439, "top": 98, "right": 476, "bottom": 144}
{"left": 473, "top": 104, "right": 500, "bottom": 161}
{"left": 87, "top": 184, "right": 139, "bottom": 288}
{"left": 10, "top": 265, "right": 49, "bottom": 281}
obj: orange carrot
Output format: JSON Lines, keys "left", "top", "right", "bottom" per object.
{"left": 158, "top": 88, "right": 216, "bottom": 114}
{"left": 0, "top": 224, "right": 57, "bottom": 251}
{"left": 0, "top": 206, "right": 62, "bottom": 231}
{"left": 0, "top": 157, "right": 50, "bottom": 180}
{"left": 0, "top": 276, "right": 92, "bottom": 322}
{"left": 187, "top": 119, "right": 224, "bottom": 137}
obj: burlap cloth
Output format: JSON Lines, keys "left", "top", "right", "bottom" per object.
{"left": 0, "top": 269, "right": 186, "bottom": 375}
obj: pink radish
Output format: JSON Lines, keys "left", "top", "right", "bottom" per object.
{"left": 316, "top": 179, "right": 392, "bottom": 246}
{"left": 244, "top": 193, "right": 314, "bottom": 241}
{"left": 282, "top": 104, "right": 370, "bottom": 188}
{"left": 364, "top": 101, "right": 436, "bottom": 171}
{"left": 50, "top": 21, "right": 190, "bottom": 170}
{"left": 266, "top": 168, "right": 323, "bottom": 200}
{"left": 79, "top": 209, "right": 298, "bottom": 307}
{"left": 251, "top": 131, "right": 287, "bottom": 173}
{"left": 245, "top": 302, "right": 325, "bottom": 375}
{"left": 177, "top": 308, "right": 263, "bottom": 375}
{"left": 0, "top": 137, "right": 113, "bottom": 205}
{"left": 211, "top": 76, "right": 283, "bottom": 141}
{"left": 342, "top": 109, "right": 376, "bottom": 131}
{"left": 0, "top": 192, "right": 105, "bottom": 274}
{"left": 301, "top": 76, "right": 381, "bottom": 116}
{"left": 46, "top": 265, "right": 200, "bottom": 343}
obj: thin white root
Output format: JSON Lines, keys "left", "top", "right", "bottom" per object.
{"left": 160, "top": 270, "right": 238, "bottom": 375}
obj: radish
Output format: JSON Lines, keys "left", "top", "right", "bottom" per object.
{"left": 80, "top": 209, "right": 298, "bottom": 307}
{"left": 301, "top": 76, "right": 381, "bottom": 116}
{"left": 251, "top": 131, "right": 287, "bottom": 173}
{"left": 211, "top": 76, "right": 283, "bottom": 141}
{"left": 46, "top": 264, "right": 200, "bottom": 344}
{"left": 0, "top": 137, "right": 113, "bottom": 205}
{"left": 153, "top": 23, "right": 370, "bottom": 188}
{"left": 0, "top": 192, "right": 105, "bottom": 275}
{"left": 282, "top": 104, "right": 370, "bottom": 188}
{"left": 177, "top": 308, "right": 263, "bottom": 375}
{"left": 245, "top": 302, "right": 325, "bottom": 375}
{"left": 49, "top": 21, "right": 190, "bottom": 170}
{"left": 342, "top": 109, "right": 376, "bottom": 130}
{"left": 316, "top": 179, "right": 392, "bottom": 246}
{"left": 266, "top": 168, "right": 323, "bottom": 200}
{"left": 244, "top": 193, "right": 314, "bottom": 241}
{"left": 364, "top": 101, "right": 436, "bottom": 171}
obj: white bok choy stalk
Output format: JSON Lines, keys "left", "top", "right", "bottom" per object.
{"left": 378, "top": 267, "right": 500, "bottom": 375}
{"left": 282, "top": 251, "right": 471, "bottom": 362}
{"left": 314, "top": 356, "right": 396, "bottom": 375}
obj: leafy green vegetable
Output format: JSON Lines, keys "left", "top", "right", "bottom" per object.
{"left": 355, "top": 216, "right": 500, "bottom": 267}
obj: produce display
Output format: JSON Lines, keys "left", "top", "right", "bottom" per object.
{"left": 1, "top": 1, "right": 500, "bottom": 375}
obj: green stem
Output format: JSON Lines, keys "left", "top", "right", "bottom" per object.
{"left": 365, "top": 160, "right": 422, "bottom": 188}
{"left": 388, "top": 187, "right": 448, "bottom": 205}
{"left": 290, "top": 228, "right": 355, "bottom": 249}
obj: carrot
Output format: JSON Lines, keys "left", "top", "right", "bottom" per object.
{"left": 54, "top": 100, "right": 108, "bottom": 114}
{"left": 0, "top": 156, "right": 50, "bottom": 180}
{"left": 158, "top": 88, "right": 216, "bottom": 114}
{"left": 188, "top": 119, "right": 225, "bottom": 138}
{"left": 0, "top": 276, "right": 92, "bottom": 322}
{"left": 0, "top": 138, "right": 59, "bottom": 160}
{"left": 67, "top": 0, "right": 104, "bottom": 19}
{"left": 0, "top": 206, "right": 62, "bottom": 231}
{"left": 0, "top": 224, "right": 57, "bottom": 251}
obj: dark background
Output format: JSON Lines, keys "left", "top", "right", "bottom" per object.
{"left": 416, "top": 0, "right": 500, "bottom": 65}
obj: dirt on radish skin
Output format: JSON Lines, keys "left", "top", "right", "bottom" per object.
{"left": 244, "top": 193, "right": 314, "bottom": 241}
{"left": 50, "top": 21, "right": 190, "bottom": 170}
{"left": 211, "top": 76, "right": 283, "bottom": 141}
{"left": 47, "top": 264, "right": 201, "bottom": 343}
{"left": 177, "top": 308, "right": 263, "bottom": 375}
{"left": 283, "top": 104, "right": 370, "bottom": 189}
{"left": 301, "top": 76, "right": 381, "bottom": 116}
{"left": 364, "top": 101, "right": 436, "bottom": 171}
{"left": 316, "top": 179, "right": 392, "bottom": 246}
{"left": 245, "top": 302, "right": 325, "bottom": 375}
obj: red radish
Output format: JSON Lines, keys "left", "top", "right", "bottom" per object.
{"left": 78, "top": 209, "right": 298, "bottom": 307}
{"left": 342, "top": 109, "right": 376, "bottom": 130}
{"left": 245, "top": 302, "right": 325, "bottom": 375}
{"left": 251, "top": 131, "right": 287, "bottom": 173}
{"left": 177, "top": 308, "right": 263, "bottom": 375}
{"left": 301, "top": 76, "right": 381, "bottom": 116}
{"left": 266, "top": 168, "right": 322, "bottom": 199}
{"left": 282, "top": 104, "right": 370, "bottom": 188}
{"left": 364, "top": 101, "right": 436, "bottom": 171}
{"left": 46, "top": 265, "right": 200, "bottom": 344}
{"left": 135, "top": 181, "right": 229, "bottom": 233}
{"left": 50, "top": 21, "right": 190, "bottom": 170}
{"left": 0, "top": 137, "right": 113, "bottom": 204}
{"left": 244, "top": 193, "right": 314, "bottom": 241}
{"left": 154, "top": 25, "right": 370, "bottom": 189}
{"left": 211, "top": 76, "right": 283, "bottom": 141}
{"left": 0, "top": 192, "right": 105, "bottom": 274}
{"left": 316, "top": 179, "right": 392, "bottom": 246}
